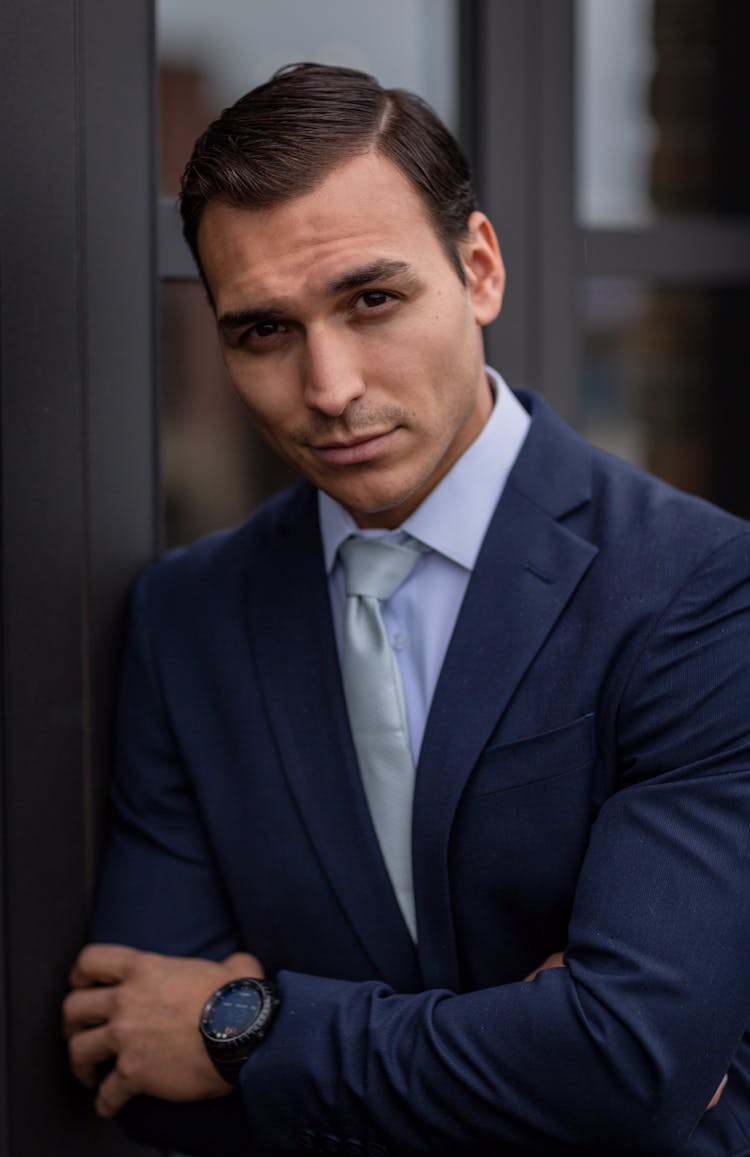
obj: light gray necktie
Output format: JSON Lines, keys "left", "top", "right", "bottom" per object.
{"left": 339, "top": 536, "right": 423, "bottom": 940}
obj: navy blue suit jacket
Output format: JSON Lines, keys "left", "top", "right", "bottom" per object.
{"left": 94, "top": 392, "right": 750, "bottom": 1155}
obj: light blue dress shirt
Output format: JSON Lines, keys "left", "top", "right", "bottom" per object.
{"left": 318, "top": 369, "right": 531, "bottom": 764}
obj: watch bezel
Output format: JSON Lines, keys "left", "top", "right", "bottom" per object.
{"left": 199, "top": 977, "right": 278, "bottom": 1060}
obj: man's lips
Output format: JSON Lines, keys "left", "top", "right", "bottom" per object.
{"left": 309, "top": 429, "right": 399, "bottom": 467}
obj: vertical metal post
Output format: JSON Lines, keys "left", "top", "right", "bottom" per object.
{"left": 461, "top": 0, "right": 533, "bottom": 391}
{"left": 0, "top": 0, "right": 159, "bottom": 1152}
{"left": 537, "top": 0, "right": 579, "bottom": 423}
{"left": 459, "top": 0, "right": 579, "bottom": 418}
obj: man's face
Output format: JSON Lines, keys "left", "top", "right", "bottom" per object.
{"left": 197, "top": 151, "right": 505, "bottom": 528}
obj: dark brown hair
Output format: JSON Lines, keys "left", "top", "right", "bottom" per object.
{"left": 180, "top": 62, "right": 476, "bottom": 289}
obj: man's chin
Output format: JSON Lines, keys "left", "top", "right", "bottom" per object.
{"left": 328, "top": 484, "right": 425, "bottom": 531}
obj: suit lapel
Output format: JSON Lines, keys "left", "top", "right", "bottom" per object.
{"left": 244, "top": 487, "right": 421, "bottom": 990}
{"left": 414, "top": 397, "right": 599, "bottom": 990}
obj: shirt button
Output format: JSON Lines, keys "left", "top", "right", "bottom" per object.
{"left": 391, "top": 632, "right": 407, "bottom": 651}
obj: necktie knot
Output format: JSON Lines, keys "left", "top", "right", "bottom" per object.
{"left": 339, "top": 536, "right": 422, "bottom": 602}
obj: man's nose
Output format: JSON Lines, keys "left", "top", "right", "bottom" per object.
{"left": 302, "top": 330, "right": 365, "bottom": 417}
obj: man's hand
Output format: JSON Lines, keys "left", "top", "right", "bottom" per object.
{"left": 523, "top": 952, "right": 565, "bottom": 982}
{"left": 707, "top": 1075, "right": 728, "bottom": 1110}
{"left": 62, "top": 943, "right": 263, "bottom": 1118}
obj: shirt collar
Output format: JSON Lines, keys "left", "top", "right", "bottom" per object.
{"left": 318, "top": 368, "right": 530, "bottom": 574}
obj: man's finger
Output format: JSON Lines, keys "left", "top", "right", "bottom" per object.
{"left": 68, "top": 943, "right": 139, "bottom": 989}
{"left": 95, "top": 1069, "right": 134, "bottom": 1119}
{"left": 62, "top": 985, "right": 115, "bottom": 1038}
{"left": 67, "top": 1024, "right": 115, "bottom": 1090}
{"left": 707, "top": 1074, "right": 728, "bottom": 1110}
{"left": 524, "top": 952, "right": 566, "bottom": 982}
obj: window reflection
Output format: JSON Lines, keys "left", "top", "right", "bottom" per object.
{"left": 158, "top": 0, "right": 458, "bottom": 197}
{"left": 577, "top": 0, "right": 750, "bottom": 224}
{"left": 582, "top": 281, "right": 750, "bottom": 517}
{"left": 162, "top": 282, "right": 297, "bottom": 548}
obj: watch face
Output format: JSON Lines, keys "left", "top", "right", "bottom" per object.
{"left": 206, "top": 982, "right": 262, "bottom": 1042}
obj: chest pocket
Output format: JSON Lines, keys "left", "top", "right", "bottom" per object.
{"left": 465, "top": 712, "right": 596, "bottom": 798}
{"left": 451, "top": 713, "right": 597, "bottom": 982}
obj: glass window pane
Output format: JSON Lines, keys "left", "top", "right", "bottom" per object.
{"left": 158, "top": 0, "right": 458, "bottom": 196}
{"left": 577, "top": 0, "right": 657, "bottom": 226}
{"left": 581, "top": 279, "right": 750, "bottom": 518}
{"left": 162, "top": 282, "right": 298, "bottom": 548}
{"left": 577, "top": 0, "right": 750, "bottom": 225}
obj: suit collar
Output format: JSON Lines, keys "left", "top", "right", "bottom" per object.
{"left": 509, "top": 389, "right": 593, "bottom": 520}
{"left": 413, "top": 394, "right": 598, "bottom": 989}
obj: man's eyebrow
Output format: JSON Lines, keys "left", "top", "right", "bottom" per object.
{"left": 217, "top": 307, "right": 279, "bottom": 333}
{"left": 328, "top": 260, "right": 414, "bottom": 295}
{"left": 216, "top": 261, "right": 415, "bottom": 332}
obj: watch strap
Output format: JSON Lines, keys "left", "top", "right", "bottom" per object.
{"left": 211, "top": 1052, "right": 250, "bottom": 1086}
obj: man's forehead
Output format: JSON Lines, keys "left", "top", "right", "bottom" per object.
{"left": 197, "top": 152, "right": 438, "bottom": 261}
{"left": 197, "top": 154, "right": 448, "bottom": 310}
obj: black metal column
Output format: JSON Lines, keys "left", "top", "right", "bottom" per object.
{"left": 0, "top": 1, "right": 159, "bottom": 1152}
{"left": 460, "top": 0, "right": 578, "bottom": 418}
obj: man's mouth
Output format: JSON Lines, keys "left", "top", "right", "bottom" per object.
{"left": 310, "top": 429, "right": 399, "bottom": 467}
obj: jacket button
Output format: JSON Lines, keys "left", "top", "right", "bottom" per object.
{"left": 321, "top": 1135, "right": 341, "bottom": 1153}
{"left": 343, "top": 1141, "right": 365, "bottom": 1156}
{"left": 296, "top": 1128, "right": 315, "bottom": 1150}
{"left": 366, "top": 1145, "right": 389, "bottom": 1157}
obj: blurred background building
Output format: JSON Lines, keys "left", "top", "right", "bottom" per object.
{"left": 0, "top": 1, "right": 749, "bottom": 1152}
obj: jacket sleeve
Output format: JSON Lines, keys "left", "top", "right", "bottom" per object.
{"left": 92, "top": 569, "right": 253, "bottom": 1156}
{"left": 240, "top": 532, "right": 750, "bottom": 1154}
{"left": 93, "top": 567, "right": 241, "bottom": 960}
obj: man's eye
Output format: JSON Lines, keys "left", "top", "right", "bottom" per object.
{"left": 248, "top": 319, "right": 285, "bottom": 340}
{"left": 357, "top": 290, "right": 395, "bottom": 311}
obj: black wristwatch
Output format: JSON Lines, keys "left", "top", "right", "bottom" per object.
{"left": 199, "top": 977, "right": 280, "bottom": 1085}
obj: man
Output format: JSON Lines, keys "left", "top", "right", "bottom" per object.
{"left": 63, "top": 64, "right": 750, "bottom": 1155}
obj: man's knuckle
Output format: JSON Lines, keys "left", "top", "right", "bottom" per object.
{"left": 128, "top": 950, "right": 154, "bottom": 981}
{"left": 109, "top": 1016, "right": 130, "bottom": 1052}
{"left": 77, "top": 944, "right": 95, "bottom": 972}
{"left": 115, "top": 1054, "right": 139, "bottom": 1088}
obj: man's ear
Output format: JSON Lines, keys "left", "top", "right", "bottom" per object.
{"left": 460, "top": 212, "right": 505, "bottom": 326}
